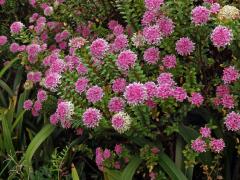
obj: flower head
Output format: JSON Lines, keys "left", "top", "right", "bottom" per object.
{"left": 116, "top": 50, "right": 137, "bottom": 71}
{"left": 143, "top": 25, "right": 162, "bottom": 45}
{"left": 173, "top": 87, "right": 187, "bottom": 102}
{"left": 211, "top": 26, "right": 233, "bottom": 48}
{"left": 162, "top": 54, "right": 177, "bottom": 69}
{"left": 108, "top": 97, "right": 125, "bottom": 113}
{"left": 144, "top": 0, "right": 164, "bottom": 12}
{"left": 23, "top": 100, "right": 33, "bottom": 110}
{"left": 90, "top": 38, "right": 109, "bottom": 58}
{"left": 210, "top": 138, "right": 225, "bottom": 153}
{"left": 75, "top": 77, "right": 89, "bottom": 94}
{"left": 10, "top": 22, "right": 24, "bottom": 34}
{"left": 176, "top": 37, "right": 195, "bottom": 56}
{"left": 191, "top": 6, "right": 210, "bottom": 25}
{"left": 141, "top": 11, "right": 156, "bottom": 26}
{"left": 144, "top": 81, "right": 157, "bottom": 98}
{"left": 112, "top": 34, "right": 128, "bottom": 52}
{"left": 0, "top": 36, "right": 7, "bottom": 46}
{"left": 218, "top": 5, "right": 240, "bottom": 21}
{"left": 157, "top": 73, "right": 175, "bottom": 86}
{"left": 225, "top": 111, "right": 240, "bottom": 131}
{"left": 83, "top": 108, "right": 102, "bottom": 128}
{"left": 37, "top": 89, "right": 47, "bottom": 102}
{"left": 112, "top": 112, "right": 131, "bottom": 133}
{"left": 112, "top": 78, "right": 127, "bottom": 93}
{"left": 191, "top": 138, "right": 207, "bottom": 153}
{"left": 44, "top": 73, "right": 61, "bottom": 91}
{"left": 143, "top": 47, "right": 159, "bottom": 64}
{"left": 156, "top": 84, "right": 173, "bottom": 99}
{"left": 200, "top": 126, "right": 211, "bottom": 138}
{"left": 189, "top": 92, "right": 204, "bottom": 107}
{"left": 157, "top": 16, "right": 175, "bottom": 36}
{"left": 124, "top": 83, "right": 147, "bottom": 105}
{"left": 86, "top": 86, "right": 104, "bottom": 103}
{"left": 222, "top": 66, "right": 239, "bottom": 84}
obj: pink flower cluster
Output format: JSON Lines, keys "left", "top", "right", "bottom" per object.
{"left": 82, "top": 108, "right": 102, "bottom": 128}
{"left": 162, "top": 54, "right": 177, "bottom": 69}
{"left": 222, "top": 66, "right": 239, "bottom": 84}
{"left": 27, "top": 71, "right": 42, "bottom": 83}
{"left": 112, "top": 112, "right": 131, "bottom": 133}
{"left": 189, "top": 92, "right": 204, "bottom": 107}
{"left": 112, "top": 78, "right": 127, "bottom": 93}
{"left": 90, "top": 38, "right": 109, "bottom": 58}
{"left": 95, "top": 145, "right": 124, "bottom": 171}
{"left": 54, "top": 101, "right": 74, "bottom": 128}
{"left": 75, "top": 77, "right": 89, "bottom": 94}
{"left": 144, "top": 0, "right": 164, "bottom": 12}
{"left": 108, "top": 97, "right": 125, "bottom": 113}
{"left": 143, "top": 25, "right": 162, "bottom": 45}
{"left": 191, "top": 6, "right": 210, "bottom": 26}
{"left": 86, "top": 86, "right": 104, "bottom": 103}
{"left": 225, "top": 112, "right": 240, "bottom": 131}
{"left": 124, "top": 83, "right": 147, "bottom": 105}
{"left": 10, "top": 43, "right": 26, "bottom": 53}
{"left": 192, "top": 126, "right": 225, "bottom": 153}
{"left": 213, "top": 85, "right": 234, "bottom": 109}
{"left": 176, "top": 37, "right": 195, "bottom": 56}
{"left": 0, "top": 0, "right": 5, "bottom": 5}
{"left": 143, "top": 47, "right": 159, "bottom": 64}
{"left": 116, "top": 50, "right": 137, "bottom": 71}
{"left": 0, "top": 36, "right": 7, "bottom": 46}
{"left": 211, "top": 26, "right": 233, "bottom": 48}
{"left": 10, "top": 22, "right": 24, "bottom": 34}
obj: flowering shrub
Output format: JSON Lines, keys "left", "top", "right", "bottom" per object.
{"left": 1, "top": 0, "right": 240, "bottom": 179}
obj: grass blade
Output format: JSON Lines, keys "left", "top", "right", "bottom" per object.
{"left": 71, "top": 163, "right": 80, "bottom": 180}
{"left": 0, "top": 57, "right": 19, "bottom": 78}
{"left": 0, "top": 79, "right": 14, "bottom": 97}
{"left": 159, "top": 152, "right": 188, "bottom": 180}
{"left": 121, "top": 157, "right": 142, "bottom": 180}
{"left": 22, "top": 124, "right": 55, "bottom": 173}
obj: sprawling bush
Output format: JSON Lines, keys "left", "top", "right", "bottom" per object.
{"left": 1, "top": 0, "right": 240, "bottom": 179}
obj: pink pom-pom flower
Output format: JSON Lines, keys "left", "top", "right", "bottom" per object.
{"left": 116, "top": 50, "right": 137, "bottom": 71}
{"left": 191, "top": 6, "right": 210, "bottom": 26}
{"left": 82, "top": 108, "right": 102, "bottom": 128}
{"left": 10, "top": 22, "right": 25, "bottom": 34}
{"left": 176, "top": 37, "right": 195, "bottom": 56}
{"left": 124, "top": 83, "right": 147, "bottom": 105}
{"left": 75, "top": 77, "right": 89, "bottom": 94}
{"left": 23, "top": 100, "right": 33, "bottom": 110}
{"left": 143, "top": 47, "right": 159, "bottom": 64}
{"left": 222, "top": 66, "right": 239, "bottom": 84}
{"left": 224, "top": 111, "right": 240, "bottom": 131}
{"left": 112, "top": 112, "right": 131, "bottom": 133}
{"left": 108, "top": 97, "right": 125, "bottom": 113}
{"left": 90, "top": 38, "right": 109, "bottom": 58}
{"left": 210, "top": 138, "right": 225, "bottom": 153}
{"left": 189, "top": 92, "right": 204, "bottom": 107}
{"left": 0, "top": 36, "right": 7, "bottom": 46}
{"left": 191, "top": 138, "right": 207, "bottom": 153}
{"left": 211, "top": 26, "right": 233, "bottom": 48}
{"left": 86, "top": 86, "right": 104, "bottom": 103}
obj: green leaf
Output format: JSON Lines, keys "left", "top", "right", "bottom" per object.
{"left": 1, "top": 110, "right": 15, "bottom": 155}
{"left": 22, "top": 124, "right": 55, "bottom": 173}
{"left": 0, "top": 79, "right": 14, "bottom": 97}
{"left": 0, "top": 57, "right": 19, "bottom": 78}
{"left": 71, "top": 163, "right": 80, "bottom": 180}
{"left": 159, "top": 152, "right": 188, "bottom": 180}
{"left": 104, "top": 169, "right": 121, "bottom": 180}
{"left": 178, "top": 124, "right": 199, "bottom": 143}
{"left": 121, "top": 157, "right": 142, "bottom": 180}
